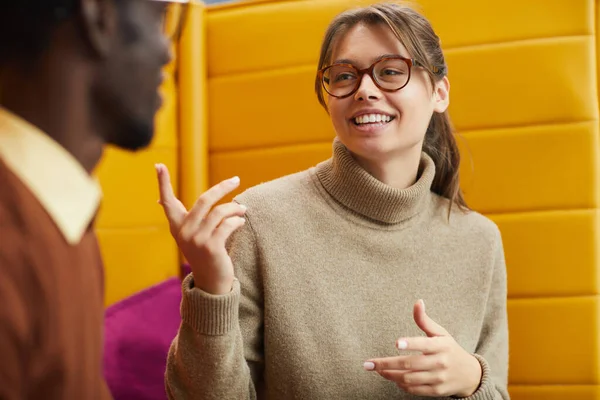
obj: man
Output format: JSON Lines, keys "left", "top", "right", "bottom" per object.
{"left": 0, "top": 0, "right": 186, "bottom": 398}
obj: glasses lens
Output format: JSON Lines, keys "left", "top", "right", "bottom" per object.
{"left": 162, "top": 3, "right": 185, "bottom": 40}
{"left": 322, "top": 64, "right": 358, "bottom": 97}
{"left": 373, "top": 58, "right": 410, "bottom": 90}
{"left": 321, "top": 58, "right": 411, "bottom": 97}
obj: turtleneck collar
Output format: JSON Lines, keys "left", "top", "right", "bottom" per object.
{"left": 315, "top": 138, "right": 436, "bottom": 224}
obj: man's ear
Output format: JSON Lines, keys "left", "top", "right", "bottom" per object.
{"left": 79, "top": 0, "right": 118, "bottom": 58}
{"left": 433, "top": 75, "right": 450, "bottom": 113}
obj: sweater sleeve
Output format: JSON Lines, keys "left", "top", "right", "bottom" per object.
{"left": 458, "top": 228, "right": 510, "bottom": 400}
{"left": 165, "top": 212, "right": 264, "bottom": 400}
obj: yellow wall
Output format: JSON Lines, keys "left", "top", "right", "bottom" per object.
{"left": 97, "top": 0, "right": 600, "bottom": 397}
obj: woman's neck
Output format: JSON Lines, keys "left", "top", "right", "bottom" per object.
{"left": 314, "top": 139, "right": 436, "bottom": 224}
{"left": 350, "top": 147, "right": 423, "bottom": 189}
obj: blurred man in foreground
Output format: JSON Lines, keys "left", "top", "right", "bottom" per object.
{"left": 0, "top": 0, "right": 186, "bottom": 398}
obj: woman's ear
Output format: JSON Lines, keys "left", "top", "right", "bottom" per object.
{"left": 433, "top": 76, "right": 449, "bottom": 113}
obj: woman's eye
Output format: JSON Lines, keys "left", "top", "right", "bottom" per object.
{"left": 382, "top": 69, "right": 403, "bottom": 75}
{"left": 335, "top": 73, "right": 356, "bottom": 82}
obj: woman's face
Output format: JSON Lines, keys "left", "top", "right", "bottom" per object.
{"left": 326, "top": 23, "right": 449, "bottom": 165}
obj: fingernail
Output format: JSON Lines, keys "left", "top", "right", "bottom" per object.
{"left": 363, "top": 361, "right": 375, "bottom": 371}
{"left": 239, "top": 204, "right": 247, "bottom": 211}
{"left": 154, "top": 164, "right": 160, "bottom": 173}
{"left": 397, "top": 340, "right": 408, "bottom": 350}
{"left": 229, "top": 176, "right": 240, "bottom": 185}
{"left": 420, "top": 299, "right": 425, "bottom": 312}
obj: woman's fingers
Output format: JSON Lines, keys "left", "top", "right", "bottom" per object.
{"left": 365, "top": 354, "right": 445, "bottom": 372}
{"left": 179, "top": 177, "right": 241, "bottom": 240}
{"left": 200, "top": 202, "right": 247, "bottom": 234}
{"left": 156, "top": 163, "right": 187, "bottom": 229}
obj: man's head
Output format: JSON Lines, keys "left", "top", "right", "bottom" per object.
{"left": 0, "top": 0, "right": 184, "bottom": 151}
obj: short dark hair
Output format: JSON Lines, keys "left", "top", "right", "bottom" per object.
{"left": 0, "top": 1, "right": 78, "bottom": 65}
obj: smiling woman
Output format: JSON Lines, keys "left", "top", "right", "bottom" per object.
{"left": 315, "top": 6, "right": 464, "bottom": 212}
{"left": 160, "top": 3, "right": 509, "bottom": 400}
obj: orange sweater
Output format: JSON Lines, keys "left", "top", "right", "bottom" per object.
{"left": 0, "top": 108, "right": 112, "bottom": 399}
{"left": 0, "top": 159, "right": 112, "bottom": 399}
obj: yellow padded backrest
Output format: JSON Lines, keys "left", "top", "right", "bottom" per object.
{"left": 95, "top": 53, "right": 181, "bottom": 306}
{"left": 193, "top": 0, "right": 600, "bottom": 399}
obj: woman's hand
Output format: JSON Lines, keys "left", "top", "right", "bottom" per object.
{"left": 364, "top": 300, "right": 482, "bottom": 398}
{"left": 156, "top": 163, "right": 247, "bottom": 295}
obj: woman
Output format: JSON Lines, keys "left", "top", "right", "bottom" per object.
{"left": 157, "top": 3, "right": 509, "bottom": 399}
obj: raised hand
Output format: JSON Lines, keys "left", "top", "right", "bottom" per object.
{"left": 155, "top": 163, "right": 247, "bottom": 295}
{"left": 364, "top": 300, "right": 482, "bottom": 398}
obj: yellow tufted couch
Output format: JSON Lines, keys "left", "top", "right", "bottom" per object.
{"left": 97, "top": 0, "right": 600, "bottom": 398}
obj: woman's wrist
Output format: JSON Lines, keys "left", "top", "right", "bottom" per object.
{"left": 452, "top": 354, "right": 483, "bottom": 398}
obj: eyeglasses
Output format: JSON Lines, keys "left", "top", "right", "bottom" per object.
{"left": 152, "top": 0, "right": 189, "bottom": 41}
{"left": 318, "top": 56, "right": 422, "bottom": 99}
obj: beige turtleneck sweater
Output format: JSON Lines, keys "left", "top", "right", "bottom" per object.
{"left": 165, "top": 139, "right": 509, "bottom": 400}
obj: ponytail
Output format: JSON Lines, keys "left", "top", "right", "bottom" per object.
{"left": 424, "top": 110, "right": 468, "bottom": 216}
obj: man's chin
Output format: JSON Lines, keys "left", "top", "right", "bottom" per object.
{"left": 110, "top": 120, "right": 155, "bottom": 151}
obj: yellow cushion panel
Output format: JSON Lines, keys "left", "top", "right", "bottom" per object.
{"left": 208, "top": 38, "right": 598, "bottom": 152}
{"left": 597, "top": 0, "right": 600, "bottom": 118}
{"left": 491, "top": 209, "right": 599, "bottom": 298}
{"left": 507, "top": 296, "right": 599, "bottom": 384}
{"left": 447, "top": 36, "right": 598, "bottom": 132}
{"left": 205, "top": 0, "right": 271, "bottom": 11}
{"left": 509, "top": 385, "right": 600, "bottom": 400}
{"left": 153, "top": 56, "right": 179, "bottom": 149}
{"left": 458, "top": 121, "right": 599, "bottom": 213}
{"left": 95, "top": 147, "right": 178, "bottom": 228}
{"left": 208, "top": 66, "right": 332, "bottom": 152}
{"left": 97, "top": 228, "right": 179, "bottom": 306}
{"left": 179, "top": 2, "right": 210, "bottom": 202}
{"left": 206, "top": 0, "right": 593, "bottom": 77}
{"left": 209, "top": 142, "right": 333, "bottom": 202}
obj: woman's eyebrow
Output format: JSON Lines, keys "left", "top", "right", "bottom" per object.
{"left": 331, "top": 53, "right": 403, "bottom": 65}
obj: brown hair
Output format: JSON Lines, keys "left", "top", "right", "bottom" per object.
{"left": 314, "top": 2, "right": 468, "bottom": 214}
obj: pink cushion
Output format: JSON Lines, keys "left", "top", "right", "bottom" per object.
{"left": 103, "top": 276, "right": 183, "bottom": 400}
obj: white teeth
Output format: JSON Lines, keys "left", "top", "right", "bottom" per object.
{"left": 354, "top": 114, "right": 392, "bottom": 124}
